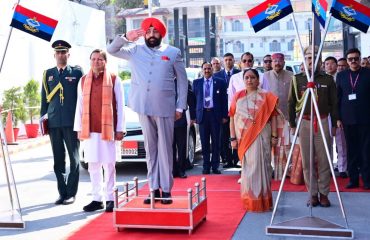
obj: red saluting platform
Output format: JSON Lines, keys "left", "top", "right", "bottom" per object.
{"left": 113, "top": 177, "right": 207, "bottom": 235}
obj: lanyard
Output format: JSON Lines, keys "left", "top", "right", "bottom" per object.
{"left": 349, "top": 71, "right": 360, "bottom": 92}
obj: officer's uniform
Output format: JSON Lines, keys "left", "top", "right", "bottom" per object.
{"left": 40, "top": 40, "right": 83, "bottom": 203}
{"left": 288, "top": 71, "right": 338, "bottom": 198}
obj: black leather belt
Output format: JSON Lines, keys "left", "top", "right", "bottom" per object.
{"left": 204, "top": 108, "right": 213, "bottom": 112}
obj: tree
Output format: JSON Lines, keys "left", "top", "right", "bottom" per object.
{"left": 113, "top": 0, "right": 143, "bottom": 34}
{"left": 2, "top": 87, "right": 26, "bottom": 127}
{"left": 23, "top": 79, "right": 41, "bottom": 124}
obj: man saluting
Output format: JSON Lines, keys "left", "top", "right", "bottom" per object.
{"left": 107, "top": 18, "right": 187, "bottom": 204}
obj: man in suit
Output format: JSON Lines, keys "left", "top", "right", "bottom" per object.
{"left": 173, "top": 80, "right": 196, "bottom": 178}
{"left": 337, "top": 48, "right": 370, "bottom": 190}
{"left": 193, "top": 62, "right": 228, "bottom": 174}
{"left": 107, "top": 18, "right": 187, "bottom": 204}
{"left": 214, "top": 53, "right": 240, "bottom": 168}
{"left": 40, "top": 40, "right": 83, "bottom": 205}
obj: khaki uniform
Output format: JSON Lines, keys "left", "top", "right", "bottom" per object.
{"left": 288, "top": 71, "right": 338, "bottom": 196}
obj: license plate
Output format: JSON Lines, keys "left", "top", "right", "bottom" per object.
{"left": 121, "top": 141, "right": 138, "bottom": 156}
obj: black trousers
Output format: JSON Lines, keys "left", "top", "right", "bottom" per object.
{"left": 173, "top": 126, "right": 187, "bottom": 176}
{"left": 343, "top": 124, "right": 370, "bottom": 186}
{"left": 220, "top": 118, "right": 239, "bottom": 165}
{"left": 49, "top": 127, "right": 80, "bottom": 198}
{"left": 199, "top": 110, "right": 221, "bottom": 171}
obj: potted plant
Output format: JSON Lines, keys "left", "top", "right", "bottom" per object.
{"left": 1, "top": 86, "right": 26, "bottom": 141}
{"left": 23, "top": 79, "right": 41, "bottom": 138}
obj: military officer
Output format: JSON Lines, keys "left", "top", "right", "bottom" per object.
{"left": 40, "top": 40, "right": 83, "bottom": 205}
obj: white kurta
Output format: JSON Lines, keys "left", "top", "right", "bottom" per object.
{"left": 73, "top": 75, "right": 126, "bottom": 163}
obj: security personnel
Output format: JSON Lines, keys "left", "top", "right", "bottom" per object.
{"left": 288, "top": 46, "right": 338, "bottom": 208}
{"left": 40, "top": 40, "right": 83, "bottom": 205}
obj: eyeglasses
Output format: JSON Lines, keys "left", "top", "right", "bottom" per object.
{"left": 263, "top": 60, "right": 272, "bottom": 64}
{"left": 242, "top": 59, "right": 253, "bottom": 63}
{"left": 347, "top": 57, "right": 360, "bottom": 62}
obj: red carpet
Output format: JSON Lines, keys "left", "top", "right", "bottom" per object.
{"left": 67, "top": 175, "right": 244, "bottom": 240}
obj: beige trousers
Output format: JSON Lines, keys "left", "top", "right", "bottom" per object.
{"left": 299, "top": 118, "right": 331, "bottom": 196}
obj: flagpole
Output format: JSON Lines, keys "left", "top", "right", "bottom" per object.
{"left": 313, "top": 14, "right": 332, "bottom": 72}
{"left": 291, "top": 13, "right": 310, "bottom": 78}
{"left": 0, "top": 0, "right": 21, "bottom": 76}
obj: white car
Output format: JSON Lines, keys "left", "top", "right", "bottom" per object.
{"left": 80, "top": 80, "right": 201, "bottom": 169}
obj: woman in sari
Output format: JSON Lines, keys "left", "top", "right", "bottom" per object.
{"left": 230, "top": 68, "right": 278, "bottom": 212}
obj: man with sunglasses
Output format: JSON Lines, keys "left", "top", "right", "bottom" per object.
{"left": 336, "top": 48, "right": 370, "bottom": 190}
{"left": 262, "top": 54, "right": 273, "bottom": 72}
{"left": 40, "top": 40, "right": 83, "bottom": 205}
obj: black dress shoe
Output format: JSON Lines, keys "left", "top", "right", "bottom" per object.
{"left": 63, "top": 196, "right": 75, "bottom": 205}
{"left": 161, "top": 192, "right": 173, "bottom": 204}
{"left": 212, "top": 169, "right": 221, "bottom": 174}
{"left": 83, "top": 201, "right": 104, "bottom": 212}
{"left": 179, "top": 173, "right": 187, "bottom": 178}
{"left": 346, "top": 182, "right": 359, "bottom": 189}
{"left": 223, "top": 163, "right": 234, "bottom": 168}
{"left": 339, "top": 172, "right": 348, "bottom": 178}
{"left": 363, "top": 185, "right": 370, "bottom": 190}
{"left": 143, "top": 189, "right": 161, "bottom": 204}
{"left": 55, "top": 196, "right": 65, "bottom": 205}
{"left": 105, "top": 201, "right": 114, "bottom": 212}
{"left": 202, "top": 169, "right": 210, "bottom": 174}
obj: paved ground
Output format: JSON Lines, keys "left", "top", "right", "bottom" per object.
{"left": 1, "top": 135, "right": 369, "bottom": 239}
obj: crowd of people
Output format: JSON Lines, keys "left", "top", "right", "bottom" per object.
{"left": 40, "top": 17, "right": 370, "bottom": 214}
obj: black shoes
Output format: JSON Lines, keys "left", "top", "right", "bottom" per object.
{"left": 212, "top": 169, "right": 222, "bottom": 174}
{"left": 83, "top": 201, "right": 104, "bottom": 212}
{"left": 202, "top": 169, "right": 210, "bottom": 174}
{"left": 179, "top": 173, "right": 187, "bottom": 178}
{"left": 346, "top": 182, "right": 359, "bottom": 189}
{"left": 63, "top": 196, "right": 75, "bottom": 205}
{"left": 161, "top": 192, "right": 173, "bottom": 204}
{"left": 143, "top": 189, "right": 161, "bottom": 204}
{"left": 105, "top": 201, "right": 114, "bottom": 212}
{"left": 55, "top": 196, "right": 65, "bottom": 205}
{"left": 339, "top": 172, "right": 348, "bottom": 178}
{"left": 223, "top": 163, "right": 234, "bottom": 168}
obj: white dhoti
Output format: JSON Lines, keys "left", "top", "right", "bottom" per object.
{"left": 83, "top": 133, "right": 119, "bottom": 201}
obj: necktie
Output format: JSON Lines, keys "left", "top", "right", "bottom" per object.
{"left": 205, "top": 79, "right": 211, "bottom": 107}
{"left": 226, "top": 71, "right": 231, "bottom": 84}
{"left": 59, "top": 68, "right": 63, "bottom": 76}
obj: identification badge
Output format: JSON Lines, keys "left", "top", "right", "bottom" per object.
{"left": 348, "top": 94, "right": 357, "bottom": 100}
{"left": 205, "top": 97, "right": 211, "bottom": 102}
{"left": 48, "top": 76, "right": 53, "bottom": 81}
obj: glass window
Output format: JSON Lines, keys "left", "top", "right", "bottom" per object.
{"left": 233, "top": 41, "right": 244, "bottom": 53}
{"left": 269, "top": 22, "right": 280, "bottom": 30}
{"left": 287, "top": 19, "right": 294, "bottom": 30}
{"left": 232, "top": 20, "right": 243, "bottom": 32}
{"left": 132, "top": 19, "right": 143, "bottom": 29}
{"left": 250, "top": 43, "right": 254, "bottom": 48}
{"left": 269, "top": 40, "right": 281, "bottom": 52}
{"left": 288, "top": 39, "right": 294, "bottom": 51}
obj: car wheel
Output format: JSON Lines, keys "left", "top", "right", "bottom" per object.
{"left": 187, "top": 132, "right": 195, "bottom": 168}
{"left": 80, "top": 161, "right": 88, "bottom": 170}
